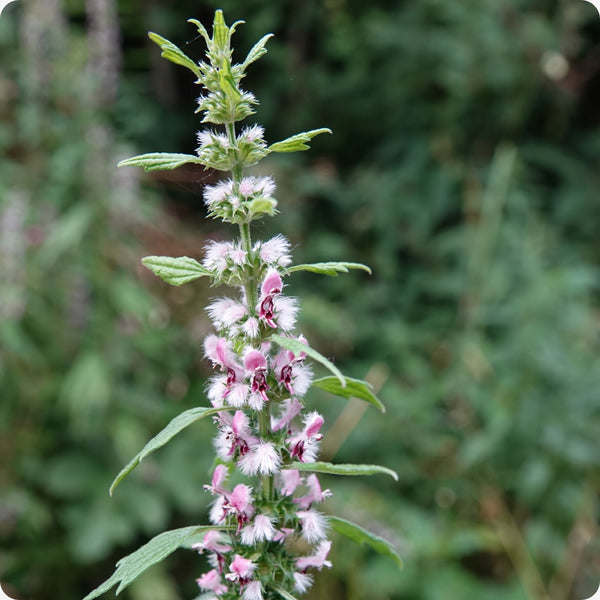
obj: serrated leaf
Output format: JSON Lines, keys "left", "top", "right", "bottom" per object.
{"left": 268, "top": 128, "right": 332, "bottom": 153}
{"left": 141, "top": 256, "right": 211, "bottom": 286}
{"left": 329, "top": 516, "right": 402, "bottom": 568}
{"left": 271, "top": 585, "right": 299, "bottom": 600}
{"left": 241, "top": 33, "right": 274, "bottom": 71}
{"left": 270, "top": 334, "right": 345, "bottom": 387}
{"left": 288, "top": 262, "right": 372, "bottom": 277}
{"left": 110, "top": 407, "right": 226, "bottom": 495}
{"left": 82, "top": 526, "right": 231, "bottom": 600}
{"left": 312, "top": 376, "right": 385, "bottom": 413}
{"left": 288, "top": 461, "right": 398, "bottom": 481}
{"left": 118, "top": 153, "right": 204, "bottom": 172}
{"left": 148, "top": 32, "right": 200, "bottom": 78}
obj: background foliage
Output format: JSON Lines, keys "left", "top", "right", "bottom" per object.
{"left": 1, "top": 1, "right": 599, "bottom": 599}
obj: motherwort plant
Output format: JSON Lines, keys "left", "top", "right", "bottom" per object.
{"left": 85, "top": 11, "right": 400, "bottom": 600}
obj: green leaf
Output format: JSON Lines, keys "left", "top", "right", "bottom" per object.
{"left": 270, "top": 334, "right": 345, "bottom": 387}
{"left": 329, "top": 516, "right": 402, "bottom": 568}
{"left": 110, "top": 407, "right": 226, "bottom": 495}
{"left": 187, "top": 18, "right": 211, "bottom": 45}
{"left": 141, "top": 256, "right": 211, "bottom": 287}
{"left": 241, "top": 33, "right": 274, "bottom": 71}
{"left": 212, "top": 10, "right": 230, "bottom": 50}
{"left": 312, "top": 376, "right": 385, "bottom": 413}
{"left": 288, "top": 262, "right": 372, "bottom": 277}
{"left": 271, "top": 585, "right": 299, "bottom": 600}
{"left": 148, "top": 32, "right": 200, "bottom": 78}
{"left": 288, "top": 461, "right": 398, "bottom": 481}
{"left": 118, "top": 153, "right": 204, "bottom": 172}
{"left": 82, "top": 526, "right": 230, "bottom": 600}
{"left": 268, "top": 128, "right": 332, "bottom": 153}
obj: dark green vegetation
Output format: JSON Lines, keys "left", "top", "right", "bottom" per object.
{"left": 1, "top": 1, "right": 599, "bottom": 599}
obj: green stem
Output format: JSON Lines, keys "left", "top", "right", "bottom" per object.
{"left": 258, "top": 409, "right": 274, "bottom": 501}
{"left": 226, "top": 120, "right": 272, "bottom": 499}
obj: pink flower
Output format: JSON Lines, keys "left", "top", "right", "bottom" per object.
{"left": 241, "top": 125, "right": 265, "bottom": 142}
{"left": 244, "top": 349, "right": 269, "bottom": 402}
{"left": 279, "top": 469, "right": 301, "bottom": 496}
{"left": 242, "top": 317, "right": 259, "bottom": 339}
{"left": 297, "top": 509, "right": 328, "bottom": 543}
{"left": 241, "top": 513, "right": 276, "bottom": 545}
{"left": 197, "top": 568, "right": 228, "bottom": 595}
{"left": 257, "top": 270, "right": 283, "bottom": 328}
{"left": 214, "top": 410, "right": 256, "bottom": 459}
{"left": 273, "top": 527, "right": 294, "bottom": 543}
{"left": 225, "top": 555, "right": 256, "bottom": 583}
{"left": 286, "top": 411, "right": 324, "bottom": 462}
{"left": 207, "top": 298, "right": 248, "bottom": 330}
{"left": 225, "top": 483, "right": 255, "bottom": 530}
{"left": 255, "top": 235, "right": 292, "bottom": 267}
{"left": 203, "top": 464, "right": 228, "bottom": 496}
{"left": 209, "top": 495, "right": 227, "bottom": 525}
{"left": 204, "top": 336, "right": 242, "bottom": 385}
{"left": 203, "top": 180, "right": 234, "bottom": 209}
{"left": 203, "top": 240, "right": 233, "bottom": 273}
{"left": 261, "top": 269, "right": 283, "bottom": 296}
{"left": 239, "top": 442, "right": 281, "bottom": 476}
{"left": 192, "top": 530, "right": 232, "bottom": 554}
{"left": 294, "top": 474, "right": 332, "bottom": 509}
{"left": 295, "top": 540, "right": 333, "bottom": 571}
{"left": 242, "top": 580, "right": 264, "bottom": 600}
{"left": 272, "top": 340, "right": 311, "bottom": 395}
{"left": 271, "top": 398, "right": 303, "bottom": 432}
{"left": 293, "top": 571, "right": 314, "bottom": 593}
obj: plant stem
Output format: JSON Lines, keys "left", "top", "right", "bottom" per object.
{"left": 226, "top": 120, "right": 273, "bottom": 500}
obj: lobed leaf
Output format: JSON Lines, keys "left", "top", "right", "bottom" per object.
{"left": 270, "top": 334, "right": 345, "bottom": 387}
{"left": 141, "top": 256, "right": 211, "bottom": 287}
{"left": 268, "top": 128, "right": 332, "bottom": 153}
{"left": 110, "top": 407, "right": 226, "bottom": 495}
{"left": 271, "top": 585, "right": 299, "bottom": 600}
{"left": 82, "top": 526, "right": 231, "bottom": 600}
{"left": 148, "top": 32, "right": 200, "bottom": 78}
{"left": 288, "top": 461, "right": 398, "bottom": 481}
{"left": 118, "top": 152, "right": 204, "bottom": 172}
{"left": 312, "top": 376, "right": 385, "bottom": 413}
{"left": 288, "top": 261, "right": 372, "bottom": 277}
{"left": 329, "top": 516, "right": 403, "bottom": 568}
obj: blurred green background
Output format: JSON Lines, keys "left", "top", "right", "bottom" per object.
{"left": 1, "top": 1, "right": 599, "bottom": 599}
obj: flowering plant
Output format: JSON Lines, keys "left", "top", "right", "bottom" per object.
{"left": 85, "top": 11, "right": 400, "bottom": 600}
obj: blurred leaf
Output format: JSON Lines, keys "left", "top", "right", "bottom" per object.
{"left": 82, "top": 526, "right": 228, "bottom": 600}
{"left": 288, "top": 461, "right": 398, "bottom": 481}
{"left": 312, "top": 376, "right": 385, "bottom": 412}
{"left": 38, "top": 204, "right": 95, "bottom": 267}
{"left": 288, "top": 261, "right": 372, "bottom": 276}
{"left": 110, "top": 407, "right": 228, "bottom": 495}
{"left": 329, "top": 516, "right": 402, "bottom": 568}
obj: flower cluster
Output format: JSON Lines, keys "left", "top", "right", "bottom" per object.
{"left": 194, "top": 240, "right": 333, "bottom": 598}
{"left": 87, "top": 11, "right": 397, "bottom": 600}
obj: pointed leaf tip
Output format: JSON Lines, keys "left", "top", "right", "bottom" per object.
{"left": 330, "top": 516, "right": 402, "bottom": 568}
{"left": 271, "top": 334, "right": 346, "bottom": 387}
{"left": 141, "top": 255, "right": 211, "bottom": 286}
{"left": 312, "top": 376, "right": 386, "bottom": 412}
